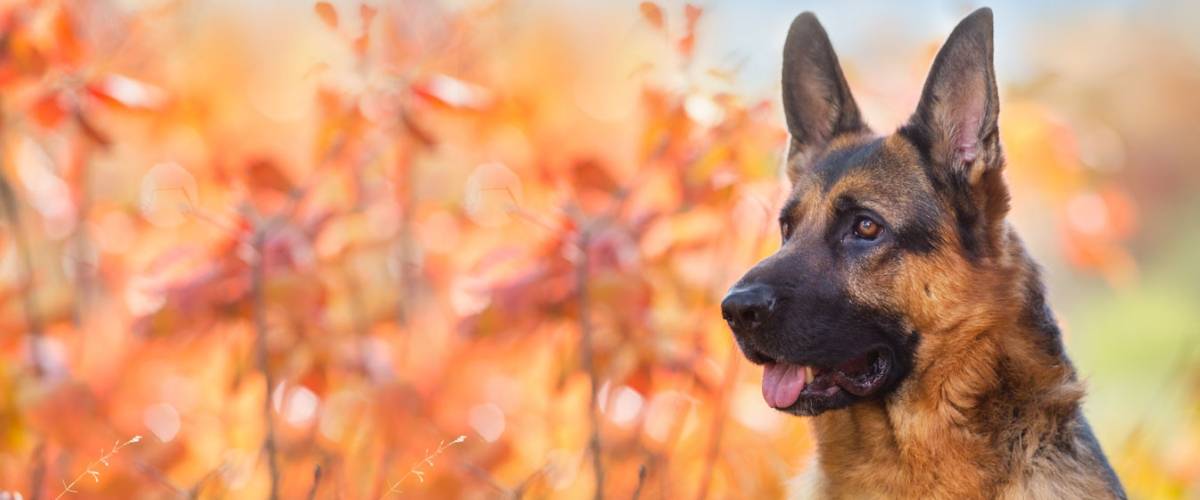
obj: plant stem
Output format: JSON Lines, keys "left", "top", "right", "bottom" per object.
{"left": 632, "top": 463, "right": 648, "bottom": 500}
{"left": 306, "top": 464, "right": 323, "bottom": 500}
{"left": 251, "top": 227, "right": 280, "bottom": 500}
{"left": 0, "top": 102, "right": 48, "bottom": 377}
{"left": 575, "top": 226, "right": 604, "bottom": 500}
{"left": 695, "top": 346, "right": 739, "bottom": 500}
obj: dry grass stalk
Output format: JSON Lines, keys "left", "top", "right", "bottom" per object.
{"left": 54, "top": 436, "right": 142, "bottom": 500}
{"left": 380, "top": 435, "right": 467, "bottom": 498}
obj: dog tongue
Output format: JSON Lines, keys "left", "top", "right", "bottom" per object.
{"left": 762, "top": 363, "right": 807, "bottom": 409}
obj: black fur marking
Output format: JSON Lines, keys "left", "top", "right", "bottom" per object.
{"left": 897, "top": 6, "right": 1001, "bottom": 262}
{"left": 897, "top": 126, "right": 982, "bottom": 260}
{"left": 727, "top": 235, "right": 920, "bottom": 417}
{"left": 779, "top": 198, "right": 800, "bottom": 225}
{"left": 948, "top": 174, "right": 984, "bottom": 258}
{"left": 814, "top": 138, "right": 884, "bottom": 192}
{"left": 1074, "top": 417, "right": 1129, "bottom": 499}
{"left": 803, "top": 135, "right": 945, "bottom": 256}
{"left": 895, "top": 196, "right": 943, "bottom": 255}
{"left": 1018, "top": 265, "right": 1065, "bottom": 358}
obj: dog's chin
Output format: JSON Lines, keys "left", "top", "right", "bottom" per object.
{"left": 777, "top": 385, "right": 859, "bottom": 417}
{"left": 748, "top": 345, "right": 898, "bottom": 417}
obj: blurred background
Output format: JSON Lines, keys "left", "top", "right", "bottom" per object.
{"left": 1, "top": 0, "right": 1198, "bottom": 498}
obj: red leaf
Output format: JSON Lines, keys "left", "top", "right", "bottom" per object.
{"left": 29, "top": 91, "right": 68, "bottom": 128}
{"left": 86, "top": 74, "right": 168, "bottom": 111}
{"left": 246, "top": 158, "right": 296, "bottom": 194}
{"left": 678, "top": 33, "right": 695, "bottom": 59}
{"left": 47, "top": 5, "right": 84, "bottom": 65}
{"left": 74, "top": 110, "right": 112, "bottom": 147}
{"left": 360, "top": 4, "right": 378, "bottom": 26}
{"left": 639, "top": 2, "right": 665, "bottom": 31}
{"left": 353, "top": 34, "right": 369, "bottom": 56}
{"left": 684, "top": 3, "right": 703, "bottom": 28}
{"left": 315, "top": 1, "right": 338, "bottom": 29}
{"left": 410, "top": 74, "right": 493, "bottom": 111}
{"left": 679, "top": 4, "right": 702, "bottom": 59}
{"left": 400, "top": 111, "right": 437, "bottom": 148}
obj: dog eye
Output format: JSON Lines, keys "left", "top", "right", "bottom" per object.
{"left": 852, "top": 216, "right": 881, "bottom": 240}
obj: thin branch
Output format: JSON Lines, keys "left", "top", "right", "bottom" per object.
{"left": 130, "top": 459, "right": 187, "bottom": 498}
{"left": 509, "top": 460, "right": 553, "bottom": 499}
{"left": 370, "top": 450, "right": 395, "bottom": 499}
{"left": 454, "top": 461, "right": 512, "bottom": 498}
{"left": 306, "top": 464, "right": 323, "bottom": 500}
{"left": 393, "top": 133, "right": 420, "bottom": 369}
{"left": 250, "top": 227, "right": 280, "bottom": 500}
{"left": 66, "top": 114, "right": 100, "bottom": 328}
{"left": 29, "top": 441, "right": 46, "bottom": 500}
{"left": 53, "top": 435, "right": 142, "bottom": 500}
{"left": 632, "top": 463, "right": 648, "bottom": 500}
{"left": 694, "top": 347, "right": 740, "bottom": 500}
{"left": 574, "top": 224, "right": 604, "bottom": 500}
{"left": 694, "top": 191, "right": 778, "bottom": 500}
{"left": 508, "top": 204, "right": 569, "bottom": 236}
{"left": 185, "top": 459, "right": 230, "bottom": 499}
{"left": 0, "top": 102, "right": 49, "bottom": 377}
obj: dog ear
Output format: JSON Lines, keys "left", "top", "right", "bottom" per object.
{"left": 905, "top": 8, "right": 1000, "bottom": 183}
{"left": 781, "top": 12, "right": 868, "bottom": 181}
{"left": 904, "top": 8, "right": 1010, "bottom": 257}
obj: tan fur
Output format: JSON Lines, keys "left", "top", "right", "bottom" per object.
{"left": 763, "top": 10, "right": 1121, "bottom": 498}
{"left": 787, "top": 140, "right": 1117, "bottom": 499}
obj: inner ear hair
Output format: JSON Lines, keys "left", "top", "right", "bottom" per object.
{"left": 903, "top": 7, "right": 1000, "bottom": 183}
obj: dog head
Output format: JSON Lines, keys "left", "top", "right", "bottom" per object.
{"left": 722, "top": 8, "right": 1012, "bottom": 416}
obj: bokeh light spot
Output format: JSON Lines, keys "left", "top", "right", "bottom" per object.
{"left": 467, "top": 403, "right": 506, "bottom": 442}
{"left": 608, "top": 385, "right": 644, "bottom": 428}
{"left": 464, "top": 162, "right": 522, "bottom": 227}
{"left": 139, "top": 162, "right": 198, "bottom": 228}
{"left": 143, "top": 403, "right": 181, "bottom": 442}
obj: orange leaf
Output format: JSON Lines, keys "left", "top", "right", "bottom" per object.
{"left": 47, "top": 5, "right": 84, "bottom": 65}
{"left": 684, "top": 3, "right": 703, "bottom": 29}
{"left": 400, "top": 111, "right": 437, "bottom": 148}
{"left": 74, "top": 110, "right": 112, "bottom": 147}
{"left": 639, "top": 2, "right": 665, "bottom": 31}
{"left": 410, "top": 74, "right": 493, "bottom": 111}
{"left": 678, "top": 33, "right": 695, "bottom": 59}
{"left": 315, "top": 1, "right": 338, "bottom": 29}
{"left": 361, "top": 4, "right": 378, "bottom": 27}
{"left": 680, "top": 3, "right": 702, "bottom": 59}
{"left": 30, "top": 91, "right": 68, "bottom": 128}
{"left": 85, "top": 74, "right": 168, "bottom": 111}
{"left": 353, "top": 34, "right": 369, "bottom": 56}
{"left": 246, "top": 158, "right": 295, "bottom": 194}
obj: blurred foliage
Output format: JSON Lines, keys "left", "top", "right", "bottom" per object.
{"left": 0, "top": 0, "right": 1197, "bottom": 498}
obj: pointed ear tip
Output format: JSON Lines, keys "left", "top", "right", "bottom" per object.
{"left": 962, "top": 7, "right": 994, "bottom": 30}
{"left": 789, "top": 11, "right": 823, "bottom": 33}
{"left": 943, "top": 6, "right": 993, "bottom": 47}
{"left": 785, "top": 11, "right": 832, "bottom": 51}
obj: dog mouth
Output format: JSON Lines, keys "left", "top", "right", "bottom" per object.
{"left": 760, "top": 349, "right": 891, "bottom": 410}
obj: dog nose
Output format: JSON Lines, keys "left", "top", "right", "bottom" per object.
{"left": 721, "top": 284, "right": 776, "bottom": 331}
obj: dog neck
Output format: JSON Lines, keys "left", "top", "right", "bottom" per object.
{"left": 809, "top": 229, "right": 1085, "bottom": 497}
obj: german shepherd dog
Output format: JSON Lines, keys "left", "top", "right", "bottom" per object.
{"left": 720, "top": 8, "right": 1126, "bottom": 499}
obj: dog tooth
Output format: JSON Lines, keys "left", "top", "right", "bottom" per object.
{"left": 805, "top": 366, "right": 814, "bottom": 381}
